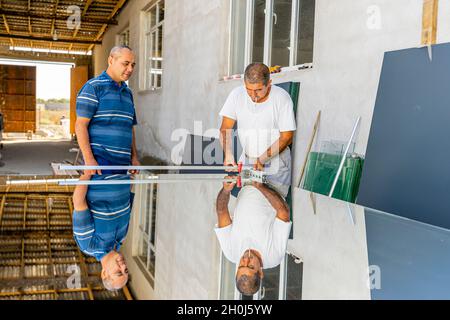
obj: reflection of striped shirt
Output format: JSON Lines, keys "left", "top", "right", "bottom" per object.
{"left": 76, "top": 71, "right": 137, "bottom": 165}
{"left": 72, "top": 174, "right": 135, "bottom": 261}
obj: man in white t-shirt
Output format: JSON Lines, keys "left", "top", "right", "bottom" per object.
{"left": 215, "top": 177, "right": 292, "bottom": 296}
{"left": 219, "top": 63, "right": 297, "bottom": 197}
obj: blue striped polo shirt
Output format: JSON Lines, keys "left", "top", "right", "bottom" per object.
{"left": 76, "top": 71, "right": 137, "bottom": 165}
{"left": 72, "top": 174, "right": 135, "bottom": 261}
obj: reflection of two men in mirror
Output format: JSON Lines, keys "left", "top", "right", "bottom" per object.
{"left": 216, "top": 63, "right": 296, "bottom": 296}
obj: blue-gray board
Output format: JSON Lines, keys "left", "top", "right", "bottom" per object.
{"left": 365, "top": 208, "right": 450, "bottom": 299}
{"left": 358, "top": 42, "right": 450, "bottom": 229}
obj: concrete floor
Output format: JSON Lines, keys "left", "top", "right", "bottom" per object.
{"left": 0, "top": 140, "right": 78, "bottom": 175}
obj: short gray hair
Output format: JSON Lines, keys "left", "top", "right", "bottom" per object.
{"left": 236, "top": 273, "right": 261, "bottom": 296}
{"left": 109, "top": 45, "right": 133, "bottom": 58}
{"left": 102, "top": 276, "right": 118, "bottom": 292}
{"left": 244, "top": 63, "right": 270, "bottom": 86}
{"left": 102, "top": 275, "right": 128, "bottom": 292}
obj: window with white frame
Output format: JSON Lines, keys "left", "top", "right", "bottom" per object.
{"left": 229, "top": 0, "right": 315, "bottom": 75}
{"left": 118, "top": 27, "right": 130, "bottom": 47}
{"left": 142, "top": 0, "right": 165, "bottom": 90}
{"left": 134, "top": 182, "right": 158, "bottom": 287}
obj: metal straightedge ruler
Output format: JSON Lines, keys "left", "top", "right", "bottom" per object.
{"left": 6, "top": 163, "right": 268, "bottom": 187}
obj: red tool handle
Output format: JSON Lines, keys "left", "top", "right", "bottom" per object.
{"left": 236, "top": 175, "right": 242, "bottom": 188}
{"left": 238, "top": 162, "right": 243, "bottom": 174}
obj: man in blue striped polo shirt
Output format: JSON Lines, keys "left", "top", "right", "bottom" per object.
{"left": 76, "top": 46, "right": 140, "bottom": 175}
{"left": 72, "top": 174, "right": 135, "bottom": 291}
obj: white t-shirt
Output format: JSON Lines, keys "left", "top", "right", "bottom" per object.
{"left": 214, "top": 185, "right": 292, "bottom": 269}
{"left": 219, "top": 85, "right": 297, "bottom": 160}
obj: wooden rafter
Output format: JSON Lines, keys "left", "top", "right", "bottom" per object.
{"left": 0, "top": 33, "right": 102, "bottom": 45}
{"left": 88, "top": 0, "right": 127, "bottom": 52}
{"left": 0, "top": 9, "right": 119, "bottom": 25}
{"left": 50, "top": 0, "right": 59, "bottom": 41}
{"left": 0, "top": 195, "right": 5, "bottom": 227}
{"left": 2, "top": 13, "right": 13, "bottom": 46}
{"left": 71, "top": 0, "right": 94, "bottom": 51}
{"left": 0, "top": 0, "right": 128, "bottom": 56}
{"left": 83, "top": 0, "right": 94, "bottom": 16}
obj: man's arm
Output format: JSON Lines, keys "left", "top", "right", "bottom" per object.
{"left": 216, "top": 179, "right": 235, "bottom": 228}
{"left": 72, "top": 174, "right": 91, "bottom": 211}
{"left": 255, "top": 131, "right": 294, "bottom": 170}
{"left": 253, "top": 182, "right": 290, "bottom": 222}
{"left": 75, "top": 117, "right": 102, "bottom": 175}
{"left": 220, "top": 116, "right": 237, "bottom": 170}
{"left": 129, "top": 127, "right": 141, "bottom": 174}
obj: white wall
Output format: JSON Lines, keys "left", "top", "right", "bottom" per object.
{"left": 94, "top": 0, "right": 450, "bottom": 299}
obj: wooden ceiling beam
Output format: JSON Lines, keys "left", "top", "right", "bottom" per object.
{"left": 71, "top": 0, "right": 95, "bottom": 47}
{"left": 0, "top": 33, "right": 101, "bottom": 45}
{"left": 50, "top": 19, "right": 55, "bottom": 36}
{"left": 50, "top": 0, "right": 59, "bottom": 48}
{"left": 2, "top": 14, "right": 9, "bottom": 33}
{"left": 82, "top": 0, "right": 94, "bottom": 16}
{"left": 88, "top": 0, "right": 128, "bottom": 52}
{"left": 2, "top": 13, "right": 13, "bottom": 46}
{"left": 0, "top": 9, "right": 118, "bottom": 25}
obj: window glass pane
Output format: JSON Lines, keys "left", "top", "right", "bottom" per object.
{"left": 148, "top": 250, "right": 156, "bottom": 276}
{"left": 156, "top": 75, "right": 161, "bottom": 88}
{"left": 139, "top": 188, "right": 147, "bottom": 232}
{"left": 151, "top": 30, "right": 158, "bottom": 58}
{"left": 157, "top": 25, "right": 163, "bottom": 58}
{"left": 150, "top": 6, "right": 157, "bottom": 29}
{"left": 230, "top": 0, "right": 247, "bottom": 75}
{"left": 271, "top": 0, "right": 292, "bottom": 67}
{"left": 296, "top": 0, "right": 315, "bottom": 65}
{"left": 286, "top": 255, "right": 303, "bottom": 300}
{"left": 139, "top": 238, "right": 148, "bottom": 264}
{"left": 146, "top": 33, "right": 152, "bottom": 89}
{"left": 261, "top": 265, "right": 280, "bottom": 300}
{"left": 252, "top": 0, "right": 266, "bottom": 63}
{"left": 159, "top": 0, "right": 165, "bottom": 23}
{"left": 145, "top": 185, "right": 152, "bottom": 234}
{"left": 119, "top": 29, "right": 129, "bottom": 47}
{"left": 220, "top": 254, "right": 237, "bottom": 299}
{"left": 150, "top": 186, "right": 157, "bottom": 245}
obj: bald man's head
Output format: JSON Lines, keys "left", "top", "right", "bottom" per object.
{"left": 107, "top": 46, "right": 136, "bottom": 83}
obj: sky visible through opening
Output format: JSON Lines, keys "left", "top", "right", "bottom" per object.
{"left": 0, "top": 59, "right": 72, "bottom": 100}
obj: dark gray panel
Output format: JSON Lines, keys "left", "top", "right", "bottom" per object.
{"left": 358, "top": 43, "right": 450, "bottom": 229}
{"left": 365, "top": 208, "right": 450, "bottom": 300}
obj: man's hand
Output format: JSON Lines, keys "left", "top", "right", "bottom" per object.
{"left": 79, "top": 173, "right": 92, "bottom": 180}
{"left": 84, "top": 157, "right": 101, "bottom": 175}
{"left": 224, "top": 154, "right": 238, "bottom": 172}
{"left": 129, "top": 157, "right": 141, "bottom": 174}
{"left": 220, "top": 117, "right": 237, "bottom": 172}
{"left": 222, "top": 176, "right": 236, "bottom": 192}
{"left": 253, "top": 157, "right": 265, "bottom": 171}
{"left": 217, "top": 177, "right": 234, "bottom": 228}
